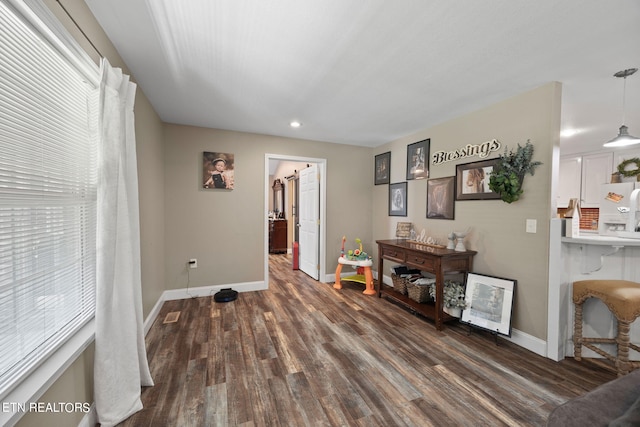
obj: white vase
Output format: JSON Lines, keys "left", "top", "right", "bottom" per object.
{"left": 444, "top": 306, "right": 462, "bottom": 318}
{"left": 454, "top": 231, "right": 467, "bottom": 252}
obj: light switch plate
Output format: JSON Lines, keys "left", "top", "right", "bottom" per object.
{"left": 526, "top": 219, "right": 537, "bottom": 233}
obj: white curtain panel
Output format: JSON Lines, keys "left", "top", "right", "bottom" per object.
{"left": 94, "top": 58, "right": 154, "bottom": 427}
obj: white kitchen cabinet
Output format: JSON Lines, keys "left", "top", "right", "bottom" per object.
{"left": 580, "top": 152, "right": 613, "bottom": 207}
{"left": 557, "top": 156, "right": 582, "bottom": 208}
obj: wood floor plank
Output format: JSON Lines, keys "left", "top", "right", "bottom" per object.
{"left": 117, "top": 254, "right": 618, "bottom": 426}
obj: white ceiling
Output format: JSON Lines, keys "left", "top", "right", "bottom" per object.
{"left": 85, "top": 0, "right": 640, "bottom": 154}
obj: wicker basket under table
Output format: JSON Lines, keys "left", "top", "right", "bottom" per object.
{"left": 407, "top": 283, "right": 432, "bottom": 303}
{"left": 391, "top": 274, "right": 408, "bottom": 295}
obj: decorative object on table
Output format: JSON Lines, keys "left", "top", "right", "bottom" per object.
{"left": 460, "top": 272, "right": 516, "bottom": 337}
{"left": 395, "top": 222, "right": 412, "bottom": 238}
{"left": 454, "top": 230, "right": 468, "bottom": 252}
{"left": 603, "top": 68, "right": 639, "bottom": 148}
{"left": 617, "top": 157, "right": 640, "bottom": 181}
{"left": 610, "top": 172, "right": 623, "bottom": 183}
{"left": 406, "top": 139, "right": 430, "bottom": 180}
{"left": 409, "top": 226, "right": 417, "bottom": 241}
{"left": 455, "top": 158, "right": 502, "bottom": 201}
{"left": 389, "top": 182, "right": 408, "bottom": 216}
{"left": 374, "top": 151, "right": 391, "bottom": 185}
{"left": 426, "top": 176, "right": 455, "bottom": 220}
{"left": 446, "top": 232, "right": 456, "bottom": 250}
{"left": 203, "top": 151, "right": 235, "bottom": 190}
{"left": 564, "top": 198, "right": 581, "bottom": 238}
{"left": 429, "top": 280, "right": 467, "bottom": 317}
{"left": 488, "top": 140, "right": 542, "bottom": 203}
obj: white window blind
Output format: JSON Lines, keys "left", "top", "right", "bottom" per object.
{"left": 0, "top": 0, "right": 97, "bottom": 398}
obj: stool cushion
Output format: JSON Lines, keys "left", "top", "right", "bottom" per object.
{"left": 573, "top": 280, "right": 640, "bottom": 322}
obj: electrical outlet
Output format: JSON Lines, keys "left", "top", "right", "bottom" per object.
{"left": 189, "top": 258, "right": 197, "bottom": 269}
{"left": 526, "top": 219, "right": 537, "bottom": 233}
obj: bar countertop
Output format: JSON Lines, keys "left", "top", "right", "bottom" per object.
{"left": 562, "top": 233, "right": 640, "bottom": 246}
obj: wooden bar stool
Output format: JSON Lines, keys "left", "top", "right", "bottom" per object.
{"left": 573, "top": 280, "right": 640, "bottom": 376}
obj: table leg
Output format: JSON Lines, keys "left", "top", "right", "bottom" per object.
{"left": 377, "top": 254, "right": 383, "bottom": 297}
{"left": 333, "top": 264, "right": 343, "bottom": 289}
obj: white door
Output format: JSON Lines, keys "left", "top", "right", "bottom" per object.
{"left": 299, "top": 164, "right": 320, "bottom": 280}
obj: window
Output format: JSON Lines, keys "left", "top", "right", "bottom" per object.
{"left": 0, "top": 0, "right": 98, "bottom": 398}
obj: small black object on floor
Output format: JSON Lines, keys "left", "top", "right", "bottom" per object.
{"left": 214, "top": 288, "right": 238, "bottom": 303}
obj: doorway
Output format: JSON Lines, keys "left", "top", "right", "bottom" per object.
{"left": 264, "top": 154, "right": 327, "bottom": 286}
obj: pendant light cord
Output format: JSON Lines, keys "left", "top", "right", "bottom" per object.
{"left": 622, "top": 76, "right": 627, "bottom": 125}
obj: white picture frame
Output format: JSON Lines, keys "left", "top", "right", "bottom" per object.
{"left": 461, "top": 272, "right": 516, "bottom": 337}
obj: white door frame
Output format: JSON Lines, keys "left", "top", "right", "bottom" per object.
{"left": 264, "top": 154, "right": 327, "bottom": 286}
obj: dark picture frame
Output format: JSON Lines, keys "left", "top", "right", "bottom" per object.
{"left": 427, "top": 176, "right": 455, "bottom": 220}
{"left": 460, "top": 272, "right": 516, "bottom": 337}
{"left": 388, "top": 182, "right": 407, "bottom": 216}
{"left": 374, "top": 151, "right": 391, "bottom": 185}
{"left": 455, "top": 158, "right": 500, "bottom": 200}
{"left": 406, "top": 139, "right": 430, "bottom": 180}
{"left": 203, "top": 151, "right": 235, "bottom": 190}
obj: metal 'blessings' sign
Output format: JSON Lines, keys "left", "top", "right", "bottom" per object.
{"left": 431, "top": 139, "right": 501, "bottom": 165}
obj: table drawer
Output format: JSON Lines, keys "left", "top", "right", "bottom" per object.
{"left": 381, "top": 246, "right": 405, "bottom": 263}
{"left": 406, "top": 253, "right": 435, "bottom": 270}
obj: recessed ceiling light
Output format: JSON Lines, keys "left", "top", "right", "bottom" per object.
{"left": 290, "top": 121, "right": 302, "bottom": 128}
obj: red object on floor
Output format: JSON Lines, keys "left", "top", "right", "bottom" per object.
{"left": 292, "top": 242, "right": 299, "bottom": 270}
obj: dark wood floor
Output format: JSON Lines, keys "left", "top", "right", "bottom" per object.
{"left": 119, "top": 254, "right": 616, "bottom": 426}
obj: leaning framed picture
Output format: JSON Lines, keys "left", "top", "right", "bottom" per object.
{"left": 406, "top": 139, "right": 429, "bottom": 180}
{"left": 461, "top": 272, "right": 516, "bottom": 337}
{"left": 427, "top": 176, "right": 455, "bottom": 220}
{"left": 389, "top": 182, "right": 407, "bottom": 216}
{"left": 203, "top": 152, "right": 235, "bottom": 190}
{"left": 455, "top": 158, "right": 500, "bottom": 200}
{"left": 374, "top": 151, "right": 391, "bottom": 185}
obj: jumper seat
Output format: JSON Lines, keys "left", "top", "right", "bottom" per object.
{"left": 573, "top": 279, "right": 640, "bottom": 376}
{"left": 333, "top": 257, "right": 375, "bottom": 295}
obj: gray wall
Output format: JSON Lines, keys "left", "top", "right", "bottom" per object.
{"left": 373, "top": 82, "right": 561, "bottom": 340}
{"left": 163, "top": 125, "right": 373, "bottom": 289}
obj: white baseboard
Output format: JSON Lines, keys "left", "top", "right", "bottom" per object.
{"left": 502, "top": 328, "right": 547, "bottom": 357}
{"left": 161, "top": 280, "right": 266, "bottom": 301}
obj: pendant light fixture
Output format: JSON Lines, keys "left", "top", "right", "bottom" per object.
{"left": 603, "top": 68, "right": 639, "bottom": 147}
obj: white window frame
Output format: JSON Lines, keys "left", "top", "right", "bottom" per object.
{"left": 0, "top": 1, "right": 99, "bottom": 425}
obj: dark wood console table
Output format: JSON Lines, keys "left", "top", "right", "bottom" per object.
{"left": 376, "top": 239, "right": 477, "bottom": 330}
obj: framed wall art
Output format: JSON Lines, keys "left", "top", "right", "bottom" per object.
{"left": 460, "top": 272, "right": 516, "bottom": 337}
{"left": 455, "top": 158, "right": 500, "bottom": 200}
{"left": 427, "top": 176, "right": 455, "bottom": 220}
{"left": 389, "top": 182, "right": 407, "bottom": 216}
{"left": 406, "top": 139, "right": 429, "bottom": 180}
{"left": 374, "top": 151, "right": 391, "bottom": 185}
{"left": 203, "top": 152, "right": 234, "bottom": 190}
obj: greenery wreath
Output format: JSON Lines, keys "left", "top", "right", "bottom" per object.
{"left": 618, "top": 158, "right": 640, "bottom": 177}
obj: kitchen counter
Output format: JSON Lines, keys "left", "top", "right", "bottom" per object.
{"left": 562, "top": 233, "right": 640, "bottom": 246}
{"left": 548, "top": 218, "right": 640, "bottom": 362}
